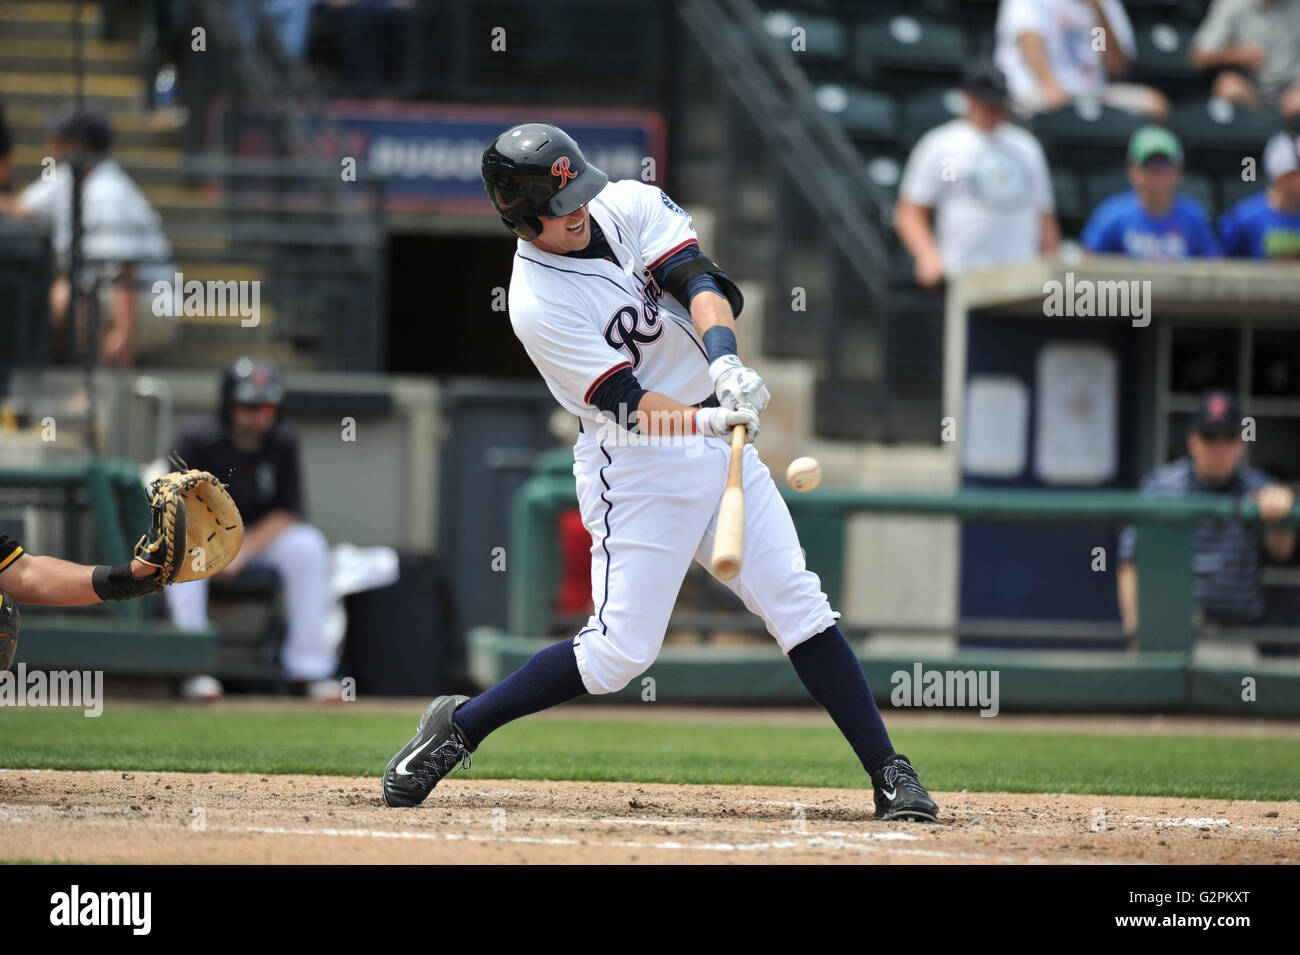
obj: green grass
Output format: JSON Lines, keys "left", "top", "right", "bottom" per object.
{"left": 0, "top": 707, "right": 1296, "bottom": 800}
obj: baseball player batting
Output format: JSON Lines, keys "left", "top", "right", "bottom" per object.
{"left": 382, "top": 123, "right": 939, "bottom": 822}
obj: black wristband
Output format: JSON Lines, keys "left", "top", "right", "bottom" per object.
{"left": 92, "top": 563, "right": 162, "bottom": 602}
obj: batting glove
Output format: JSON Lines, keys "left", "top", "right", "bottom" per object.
{"left": 710, "top": 355, "right": 770, "bottom": 414}
{"left": 694, "top": 405, "right": 759, "bottom": 443}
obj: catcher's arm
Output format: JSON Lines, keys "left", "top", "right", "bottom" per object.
{"left": 0, "top": 553, "right": 160, "bottom": 606}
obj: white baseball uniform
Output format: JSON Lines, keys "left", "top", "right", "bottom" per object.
{"left": 508, "top": 178, "right": 839, "bottom": 695}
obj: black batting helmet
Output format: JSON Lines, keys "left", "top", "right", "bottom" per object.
{"left": 481, "top": 123, "right": 608, "bottom": 240}
{"left": 220, "top": 356, "right": 284, "bottom": 429}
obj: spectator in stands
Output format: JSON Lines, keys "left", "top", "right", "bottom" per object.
{"left": 1189, "top": 0, "right": 1300, "bottom": 120}
{"left": 995, "top": 0, "right": 1168, "bottom": 120}
{"left": 1081, "top": 126, "right": 1220, "bottom": 258}
{"left": 234, "top": 0, "right": 315, "bottom": 62}
{"left": 0, "top": 107, "right": 170, "bottom": 367}
{"left": 166, "top": 358, "right": 342, "bottom": 701}
{"left": 1117, "top": 390, "right": 1296, "bottom": 637}
{"left": 895, "top": 61, "right": 1060, "bottom": 288}
{"left": 1219, "top": 131, "right": 1300, "bottom": 258}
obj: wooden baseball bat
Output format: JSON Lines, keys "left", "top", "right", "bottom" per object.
{"left": 710, "top": 423, "right": 747, "bottom": 580}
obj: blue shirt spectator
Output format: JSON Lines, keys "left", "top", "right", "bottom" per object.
{"left": 1082, "top": 191, "right": 1220, "bottom": 258}
{"left": 1083, "top": 126, "right": 1219, "bottom": 260}
{"left": 1219, "top": 192, "right": 1300, "bottom": 258}
{"left": 1220, "top": 131, "right": 1300, "bottom": 259}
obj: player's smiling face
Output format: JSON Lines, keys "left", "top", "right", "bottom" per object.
{"left": 532, "top": 205, "right": 592, "bottom": 253}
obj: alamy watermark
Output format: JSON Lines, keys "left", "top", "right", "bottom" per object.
{"left": 49, "top": 885, "right": 151, "bottom": 935}
{"left": 1043, "top": 272, "right": 1151, "bottom": 327}
{"left": 151, "top": 273, "right": 260, "bottom": 327}
{"left": 0, "top": 664, "right": 103, "bottom": 717}
{"left": 890, "top": 664, "right": 1000, "bottom": 717}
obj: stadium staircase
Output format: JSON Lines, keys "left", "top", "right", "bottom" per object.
{"left": 0, "top": 0, "right": 385, "bottom": 372}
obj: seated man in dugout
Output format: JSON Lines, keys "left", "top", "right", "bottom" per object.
{"left": 1117, "top": 390, "right": 1296, "bottom": 655}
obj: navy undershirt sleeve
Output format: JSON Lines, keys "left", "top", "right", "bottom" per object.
{"left": 589, "top": 366, "right": 648, "bottom": 431}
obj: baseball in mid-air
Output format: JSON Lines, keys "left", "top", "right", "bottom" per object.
{"left": 786, "top": 456, "right": 822, "bottom": 492}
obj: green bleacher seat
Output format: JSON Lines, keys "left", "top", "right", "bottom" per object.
{"left": 1132, "top": 21, "right": 1197, "bottom": 79}
{"left": 763, "top": 9, "right": 847, "bottom": 63}
{"left": 900, "top": 86, "right": 968, "bottom": 144}
{"left": 851, "top": 15, "right": 968, "bottom": 81}
{"left": 814, "top": 83, "right": 899, "bottom": 142}
{"left": 1168, "top": 97, "right": 1283, "bottom": 153}
{"left": 1032, "top": 100, "right": 1149, "bottom": 153}
{"left": 1052, "top": 168, "right": 1086, "bottom": 224}
{"left": 1218, "top": 174, "right": 1266, "bottom": 216}
{"left": 1181, "top": 172, "right": 1217, "bottom": 215}
{"left": 1084, "top": 169, "right": 1133, "bottom": 210}
{"left": 828, "top": 0, "right": 955, "bottom": 15}
{"left": 863, "top": 154, "right": 904, "bottom": 202}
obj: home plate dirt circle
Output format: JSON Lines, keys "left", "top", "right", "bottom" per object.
{"left": 0, "top": 770, "right": 1295, "bottom": 864}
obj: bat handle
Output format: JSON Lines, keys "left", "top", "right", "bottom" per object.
{"left": 711, "top": 424, "right": 748, "bottom": 581}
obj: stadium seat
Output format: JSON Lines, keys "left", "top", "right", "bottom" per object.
{"left": 850, "top": 15, "right": 968, "bottom": 83}
{"left": 762, "top": 9, "right": 848, "bottom": 64}
{"left": 863, "top": 153, "right": 904, "bottom": 203}
{"left": 1052, "top": 168, "right": 1087, "bottom": 226}
{"left": 813, "top": 83, "right": 899, "bottom": 143}
{"left": 1131, "top": 21, "right": 1200, "bottom": 90}
{"left": 1168, "top": 97, "right": 1284, "bottom": 157}
{"left": 1218, "top": 173, "right": 1266, "bottom": 216}
{"left": 1180, "top": 172, "right": 1218, "bottom": 214}
{"left": 900, "top": 86, "right": 968, "bottom": 143}
{"left": 1033, "top": 101, "right": 1149, "bottom": 150}
{"left": 1083, "top": 169, "right": 1132, "bottom": 211}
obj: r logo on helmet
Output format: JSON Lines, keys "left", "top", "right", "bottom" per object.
{"left": 551, "top": 156, "right": 577, "bottom": 186}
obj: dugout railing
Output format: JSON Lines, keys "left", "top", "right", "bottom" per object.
{"left": 474, "top": 452, "right": 1300, "bottom": 715}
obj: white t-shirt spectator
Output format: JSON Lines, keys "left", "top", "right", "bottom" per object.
{"left": 995, "top": 0, "right": 1136, "bottom": 107}
{"left": 19, "top": 157, "right": 171, "bottom": 281}
{"left": 898, "top": 118, "right": 1054, "bottom": 276}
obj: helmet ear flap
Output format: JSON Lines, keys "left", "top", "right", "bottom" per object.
{"left": 505, "top": 215, "right": 543, "bottom": 241}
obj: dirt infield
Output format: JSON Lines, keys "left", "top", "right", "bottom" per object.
{"left": 1, "top": 769, "right": 1295, "bottom": 864}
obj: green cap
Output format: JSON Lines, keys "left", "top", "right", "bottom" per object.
{"left": 1128, "top": 126, "right": 1183, "bottom": 166}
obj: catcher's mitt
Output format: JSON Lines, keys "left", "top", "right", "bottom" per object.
{"left": 0, "top": 590, "right": 18, "bottom": 671}
{"left": 134, "top": 469, "right": 244, "bottom": 583}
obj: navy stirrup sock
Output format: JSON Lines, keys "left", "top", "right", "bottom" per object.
{"left": 787, "top": 625, "right": 896, "bottom": 775}
{"left": 451, "top": 639, "right": 587, "bottom": 749}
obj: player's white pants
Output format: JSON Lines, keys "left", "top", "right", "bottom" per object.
{"left": 570, "top": 429, "right": 839, "bottom": 695}
{"left": 165, "top": 523, "right": 336, "bottom": 681}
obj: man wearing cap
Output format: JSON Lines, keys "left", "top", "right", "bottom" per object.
{"left": 1081, "top": 126, "right": 1219, "bottom": 259}
{"left": 896, "top": 60, "right": 1060, "bottom": 288}
{"left": 1117, "top": 390, "right": 1296, "bottom": 636}
{"left": 166, "top": 358, "right": 339, "bottom": 700}
{"left": 1219, "top": 132, "right": 1300, "bottom": 258}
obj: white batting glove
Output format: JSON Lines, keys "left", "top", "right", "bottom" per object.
{"left": 694, "top": 405, "right": 759, "bottom": 443}
{"left": 710, "top": 355, "right": 771, "bottom": 414}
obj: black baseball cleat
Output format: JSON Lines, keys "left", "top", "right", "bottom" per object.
{"left": 383, "top": 694, "right": 474, "bottom": 808}
{"left": 871, "top": 754, "right": 939, "bottom": 822}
